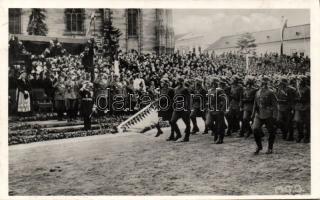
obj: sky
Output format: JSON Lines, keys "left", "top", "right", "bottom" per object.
{"left": 173, "top": 9, "right": 310, "bottom": 42}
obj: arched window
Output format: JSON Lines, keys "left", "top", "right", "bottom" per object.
{"left": 9, "top": 9, "right": 21, "bottom": 34}
{"left": 65, "top": 9, "right": 85, "bottom": 34}
{"left": 127, "top": 9, "right": 138, "bottom": 37}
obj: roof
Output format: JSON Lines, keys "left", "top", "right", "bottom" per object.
{"left": 206, "top": 24, "right": 310, "bottom": 51}
{"left": 175, "top": 33, "right": 189, "bottom": 41}
{"left": 12, "top": 34, "right": 89, "bottom": 44}
{"left": 175, "top": 32, "right": 204, "bottom": 42}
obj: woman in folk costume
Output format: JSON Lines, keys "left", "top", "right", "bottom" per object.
{"left": 16, "top": 71, "right": 32, "bottom": 116}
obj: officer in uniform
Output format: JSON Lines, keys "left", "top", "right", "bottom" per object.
{"left": 240, "top": 76, "right": 257, "bottom": 138}
{"left": 294, "top": 75, "right": 310, "bottom": 143}
{"left": 251, "top": 76, "right": 277, "bottom": 154}
{"left": 190, "top": 78, "right": 207, "bottom": 135}
{"left": 155, "top": 78, "right": 175, "bottom": 140}
{"left": 205, "top": 77, "right": 228, "bottom": 144}
{"left": 170, "top": 76, "right": 191, "bottom": 142}
{"left": 226, "top": 75, "right": 243, "bottom": 136}
{"left": 79, "top": 80, "right": 96, "bottom": 131}
{"left": 275, "top": 77, "right": 296, "bottom": 141}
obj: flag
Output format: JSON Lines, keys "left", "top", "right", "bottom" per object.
{"left": 86, "top": 11, "right": 96, "bottom": 36}
{"left": 281, "top": 17, "right": 288, "bottom": 42}
{"left": 280, "top": 17, "right": 287, "bottom": 55}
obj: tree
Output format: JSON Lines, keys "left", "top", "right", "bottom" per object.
{"left": 102, "top": 9, "right": 122, "bottom": 59}
{"left": 236, "top": 32, "right": 256, "bottom": 55}
{"left": 27, "top": 9, "right": 48, "bottom": 36}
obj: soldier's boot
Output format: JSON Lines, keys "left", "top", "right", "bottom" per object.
{"left": 296, "top": 123, "right": 304, "bottom": 143}
{"left": 226, "top": 128, "right": 232, "bottom": 136}
{"left": 191, "top": 127, "right": 200, "bottom": 135}
{"left": 155, "top": 123, "right": 163, "bottom": 137}
{"left": 303, "top": 129, "right": 310, "bottom": 143}
{"left": 254, "top": 147, "right": 262, "bottom": 155}
{"left": 172, "top": 123, "right": 182, "bottom": 141}
{"left": 266, "top": 131, "right": 275, "bottom": 154}
{"left": 216, "top": 133, "right": 224, "bottom": 144}
{"left": 213, "top": 132, "right": 219, "bottom": 143}
{"left": 202, "top": 126, "right": 208, "bottom": 135}
{"left": 287, "top": 124, "right": 294, "bottom": 141}
{"left": 253, "top": 128, "right": 263, "bottom": 155}
{"left": 246, "top": 127, "right": 252, "bottom": 138}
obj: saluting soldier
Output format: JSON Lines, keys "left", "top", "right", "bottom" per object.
{"left": 251, "top": 76, "right": 277, "bottom": 154}
{"left": 294, "top": 75, "right": 310, "bottom": 143}
{"left": 275, "top": 77, "right": 296, "bottom": 141}
{"left": 239, "top": 76, "right": 257, "bottom": 138}
{"left": 170, "top": 76, "right": 191, "bottom": 142}
{"left": 155, "top": 78, "right": 175, "bottom": 140}
{"left": 190, "top": 78, "right": 207, "bottom": 135}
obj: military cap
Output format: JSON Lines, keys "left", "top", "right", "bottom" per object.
{"left": 260, "top": 76, "right": 270, "bottom": 83}
{"left": 279, "top": 77, "right": 288, "bottom": 85}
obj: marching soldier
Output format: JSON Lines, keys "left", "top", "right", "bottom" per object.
{"left": 205, "top": 77, "right": 228, "bottom": 144}
{"left": 251, "top": 76, "right": 277, "bottom": 154}
{"left": 240, "top": 76, "right": 257, "bottom": 138}
{"left": 170, "top": 77, "right": 191, "bottom": 142}
{"left": 226, "top": 75, "right": 243, "bottom": 136}
{"left": 275, "top": 77, "right": 295, "bottom": 141}
{"left": 294, "top": 75, "right": 310, "bottom": 143}
{"left": 190, "top": 78, "right": 207, "bottom": 135}
{"left": 155, "top": 78, "right": 175, "bottom": 140}
{"left": 79, "top": 80, "right": 96, "bottom": 131}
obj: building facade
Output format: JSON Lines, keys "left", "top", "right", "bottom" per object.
{"left": 205, "top": 24, "right": 310, "bottom": 57}
{"left": 9, "top": 8, "right": 175, "bottom": 55}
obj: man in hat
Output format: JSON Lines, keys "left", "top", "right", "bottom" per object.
{"left": 190, "top": 77, "right": 207, "bottom": 135}
{"left": 275, "top": 77, "right": 296, "bottom": 141}
{"left": 240, "top": 76, "right": 257, "bottom": 138}
{"left": 80, "top": 80, "right": 96, "bottom": 130}
{"left": 226, "top": 75, "right": 243, "bottom": 136}
{"left": 170, "top": 76, "right": 191, "bottom": 142}
{"left": 155, "top": 78, "right": 175, "bottom": 139}
{"left": 251, "top": 76, "right": 277, "bottom": 154}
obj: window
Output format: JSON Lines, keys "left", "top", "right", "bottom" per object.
{"left": 65, "top": 9, "right": 84, "bottom": 33}
{"left": 127, "top": 9, "right": 138, "bottom": 37}
{"left": 9, "top": 9, "right": 21, "bottom": 34}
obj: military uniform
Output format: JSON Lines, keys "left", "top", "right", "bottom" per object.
{"left": 240, "top": 81, "right": 257, "bottom": 137}
{"left": 252, "top": 78, "right": 277, "bottom": 154}
{"left": 53, "top": 77, "right": 66, "bottom": 120}
{"left": 275, "top": 78, "right": 296, "bottom": 140}
{"left": 226, "top": 76, "right": 243, "bottom": 136}
{"left": 294, "top": 77, "right": 310, "bottom": 143}
{"left": 156, "top": 82, "right": 175, "bottom": 139}
{"left": 170, "top": 81, "right": 191, "bottom": 142}
{"left": 205, "top": 87, "right": 228, "bottom": 144}
{"left": 190, "top": 81, "right": 207, "bottom": 134}
{"left": 79, "top": 81, "right": 95, "bottom": 131}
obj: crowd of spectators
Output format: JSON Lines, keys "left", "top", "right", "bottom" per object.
{"left": 8, "top": 38, "right": 310, "bottom": 119}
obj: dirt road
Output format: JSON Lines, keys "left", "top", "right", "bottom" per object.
{"left": 9, "top": 121, "right": 310, "bottom": 195}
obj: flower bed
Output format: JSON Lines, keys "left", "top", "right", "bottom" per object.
{"left": 8, "top": 115, "right": 130, "bottom": 145}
